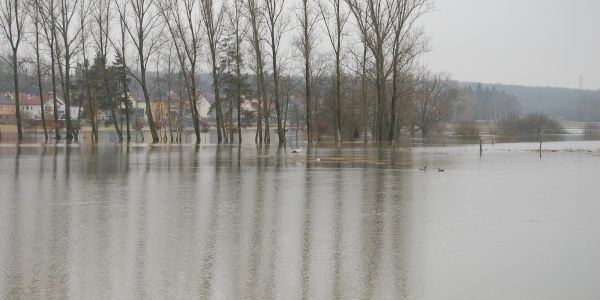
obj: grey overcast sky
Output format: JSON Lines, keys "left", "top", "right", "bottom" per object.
{"left": 420, "top": 0, "right": 600, "bottom": 90}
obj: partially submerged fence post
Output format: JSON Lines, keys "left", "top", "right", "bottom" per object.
{"left": 479, "top": 139, "right": 483, "bottom": 155}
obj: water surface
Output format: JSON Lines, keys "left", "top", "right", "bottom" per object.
{"left": 1, "top": 143, "right": 600, "bottom": 299}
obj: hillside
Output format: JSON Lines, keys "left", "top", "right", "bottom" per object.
{"left": 461, "top": 82, "right": 600, "bottom": 121}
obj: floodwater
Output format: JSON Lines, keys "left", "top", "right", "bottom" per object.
{"left": 1, "top": 142, "right": 600, "bottom": 299}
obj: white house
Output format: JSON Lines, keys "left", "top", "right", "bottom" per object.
{"left": 8, "top": 92, "right": 80, "bottom": 120}
{"left": 197, "top": 95, "right": 211, "bottom": 119}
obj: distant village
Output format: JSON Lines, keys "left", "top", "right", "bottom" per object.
{"left": 0, "top": 91, "right": 267, "bottom": 129}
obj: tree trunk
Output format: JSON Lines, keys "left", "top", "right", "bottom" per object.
{"left": 374, "top": 47, "right": 386, "bottom": 142}
{"left": 140, "top": 67, "right": 159, "bottom": 143}
{"left": 361, "top": 46, "right": 368, "bottom": 143}
{"left": 103, "top": 63, "right": 122, "bottom": 142}
{"left": 335, "top": 50, "right": 342, "bottom": 143}
{"left": 122, "top": 74, "right": 131, "bottom": 143}
{"left": 211, "top": 49, "right": 224, "bottom": 144}
{"left": 305, "top": 61, "right": 312, "bottom": 144}
{"left": 34, "top": 29, "right": 48, "bottom": 142}
{"left": 85, "top": 69, "right": 97, "bottom": 143}
{"left": 388, "top": 61, "right": 398, "bottom": 142}
{"left": 189, "top": 77, "right": 201, "bottom": 144}
{"left": 302, "top": 0, "right": 312, "bottom": 144}
{"left": 270, "top": 32, "right": 285, "bottom": 144}
{"left": 12, "top": 52, "right": 23, "bottom": 142}
{"left": 236, "top": 62, "right": 242, "bottom": 145}
{"left": 63, "top": 42, "right": 74, "bottom": 142}
{"left": 50, "top": 46, "right": 60, "bottom": 140}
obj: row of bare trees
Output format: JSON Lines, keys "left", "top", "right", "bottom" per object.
{"left": 1, "top": 0, "right": 460, "bottom": 144}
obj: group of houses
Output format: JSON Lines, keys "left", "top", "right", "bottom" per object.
{"left": 0, "top": 90, "right": 273, "bottom": 130}
{"left": 0, "top": 91, "right": 223, "bottom": 126}
{"left": 0, "top": 92, "right": 74, "bottom": 123}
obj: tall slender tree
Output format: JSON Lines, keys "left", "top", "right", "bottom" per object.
{"left": 387, "top": 0, "right": 428, "bottom": 141}
{"left": 318, "top": 0, "right": 348, "bottom": 142}
{"left": 264, "top": 0, "right": 287, "bottom": 144}
{"left": 225, "top": 0, "right": 246, "bottom": 144}
{"left": 158, "top": 0, "right": 203, "bottom": 144}
{"left": 78, "top": 0, "right": 98, "bottom": 143}
{"left": 297, "top": 0, "right": 318, "bottom": 143}
{"left": 39, "top": 0, "right": 62, "bottom": 140}
{"left": 0, "top": 0, "right": 26, "bottom": 141}
{"left": 55, "top": 0, "right": 86, "bottom": 142}
{"left": 199, "top": 0, "right": 227, "bottom": 143}
{"left": 112, "top": 51, "right": 132, "bottom": 142}
{"left": 243, "top": 0, "right": 267, "bottom": 144}
{"left": 30, "top": 0, "right": 49, "bottom": 141}
{"left": 117, "top": 0, "right": 163, "bottom": 144}
{"left": 93, "top": 0, "right": 123, "bottom": 142}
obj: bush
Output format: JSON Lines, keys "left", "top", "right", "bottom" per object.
{"left": 584, "top": 123, "right": 600, "bottom": 135}
{"left": 499, "top": 113, "right": 564, "bottom": 134}
{"left": 454, "top": 122, "right": 480, "bottom": 137}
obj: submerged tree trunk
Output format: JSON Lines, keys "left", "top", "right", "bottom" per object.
{"left": 32, "top": 7, "right": 49, "bottom": 142}
{"left": 361, "top": 46, "right": 368, "bottom": 143}
{"left": 245, "top": 0, "right": 266, "bottom": 144}
{"left": 50, "top": 45, "right": 61, "bottom": 140}
{"left": 140, "top": 68, "right": 160, "bottom": 143}
{"left": 388, "top": 62, "right": 398, "bottom": 142}
{"left": 300, "top": 0, "right": 313, "bottom": 144}
{"left": 265, "top": 0, "right": 285, "bottom": 144}
{"left": 1, "top": 0, "right": 25, "bottom": 142}
{"left": 12, "top": 53, "right": 23, "bottom": 141}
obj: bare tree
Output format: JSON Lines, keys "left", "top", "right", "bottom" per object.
{"left": 226, "top": 0, "right": 246, "bottom": 144}
{"left": 297, "top": 0, "right": 319, "bottom": 143}
{"left": 264, "top": 0, "right": 287, "bottom": 144}
{"left": 243, "top": 0, "right": 267, "bottom": 144}
{"left": 163, "top": 46, "right": 175, "bottom": 143}
{"left": 91, "top": 0, "right": 124, "bottom": 142}
{"left": 346, "top": 38, "right": 371, "bottom": 142}
{"left": 387, "top": 0, "right": 428, "bottom": 141}
{"left": 199, "top": 0, "right": 226, "bottom": 144}
{"left": 0, "top": 0, "right": 26, "bottom": 141}
{"left": 317, "top": 0, "right": 348, "bottom": 142}
{"left": 77, "top": 0, "right": 98, "bottom": 143}
{"left": 38, "top": 0, "right": 62, "bottom": 140}
{"left": 344, "top": 0, "right": 396, "bottom": 141}
{"left": 54, "top": 0, "right": 86, "bottom": 142}
{"left": 158, "top": 0, "right": 203, "bottom": 144}
{"left": 343, "top": 0, "right": 430, "bottom": 142}
{"left": 411, "top": 72, "right": 458, "bottom": 137}
{"left": 117, "top": 0, "right": 163, "bottom": 144}
{"left": 29, "top": 0, "right": 49, "bottom": 141}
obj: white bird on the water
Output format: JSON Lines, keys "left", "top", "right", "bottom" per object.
{"left": 316, "top": 158, "right": 321, "bottom": 162}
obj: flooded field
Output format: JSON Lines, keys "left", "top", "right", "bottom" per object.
{"left": 1, "top": 142, "right": 600, "bottom": 299}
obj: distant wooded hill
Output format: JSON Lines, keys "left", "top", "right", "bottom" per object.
{"left": 460, "top": 82, "right": 600, "bottom": 122}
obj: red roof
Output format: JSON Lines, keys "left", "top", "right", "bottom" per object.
{"left": 6, "top": 93, "right": 53, "bottom": 105}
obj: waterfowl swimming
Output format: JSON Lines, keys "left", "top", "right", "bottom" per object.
{"left": 419, "top": 166, "right": 428, "bottom": 171}
{"left": 291, "top": 148, "right": 302, "bottom": 154}
{"left": 437, "top": 168, "right": 445, "bottom": 172}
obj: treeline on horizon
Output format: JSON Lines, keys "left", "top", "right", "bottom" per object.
{"left": 462, "top": 83, "right": 600, "bottom": 122}
{"left": 1, "top": 0, "right": 592, "bottom": 146}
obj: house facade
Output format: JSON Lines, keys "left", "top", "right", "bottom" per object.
{"left": 0, "top": 92, "right": 82, "bottom": 122}
{"left": 0, "top": 96, "right": 16, "bottom": 123}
